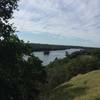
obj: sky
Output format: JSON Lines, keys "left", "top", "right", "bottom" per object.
{"left": 10, "top": 0, "right": 100, "bottom": 47}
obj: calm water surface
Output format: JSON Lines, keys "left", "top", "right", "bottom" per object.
{"left": 33, "top": 49, "right": 81, "bottom": 65}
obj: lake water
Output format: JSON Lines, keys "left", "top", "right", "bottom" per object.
{"left": 33, "top": 49, "right": 81, "bottom": 65}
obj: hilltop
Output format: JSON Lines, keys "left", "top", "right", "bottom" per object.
{"left": 47, "top": 70, "right": 100, "bottom": 100}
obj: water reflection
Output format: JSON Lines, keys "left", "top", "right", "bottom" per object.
{"left": 33, "top": 49, "right": 81, "bottom": 65}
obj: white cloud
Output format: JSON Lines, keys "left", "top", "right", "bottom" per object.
{"left": 10, "top": 0, "right": 100, "bottom": 46}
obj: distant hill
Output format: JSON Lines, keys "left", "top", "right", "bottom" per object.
{"left": 47, "top": 70, "right": 100, "bottom": 100}
{"left": 29, "top": 43, "right": 91, "bottom": 51}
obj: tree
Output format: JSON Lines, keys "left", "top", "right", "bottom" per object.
{"left": 0, "top": 0, "right": 46, "bottom": 100}
{"left": 0, "top": 0, "right": 19, "bottom": 41}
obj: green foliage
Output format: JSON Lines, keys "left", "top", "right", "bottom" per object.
{"left": 0, "top": 0, "right": 46, "bottom": 100}
{"left": 88, "top": 48, "right": 100, "bottom": 59}
{"left": 46, "top": 49, "right": 100, "bottom": 89}
{"left": 0, "top": 0, "right": 19, "bottom": 19}
{"left": 47, "top": 70, "right": 100, "bottom": 100}
{"left": 0, "top": 0, "right": 19, "bottom": 41}
{"left": 0, "top": 55, "right": 46, "bottom": 100}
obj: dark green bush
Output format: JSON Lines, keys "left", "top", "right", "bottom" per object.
{"left": 47, "top": 50, "right": 100, "bottom": 89}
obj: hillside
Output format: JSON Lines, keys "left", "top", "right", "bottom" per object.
{"left": 47, "top": 70, "right": 100, "bottom": 100}
{"left": 39, "top": 49, "right": 100, "bottom": 100}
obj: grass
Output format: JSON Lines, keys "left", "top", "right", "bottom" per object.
{"left": 47, "top": 70, "right": 100, "bottom": 100}
{"left": 46, "top": 54, "right": 100, "bottom": 89}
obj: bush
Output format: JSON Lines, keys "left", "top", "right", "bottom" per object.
{"left": 47, "top": 51, "right": 100, "bottom": 89}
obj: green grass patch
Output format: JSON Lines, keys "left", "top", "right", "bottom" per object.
{"left": 47, "top": 70, "right": 100, "bottom": 100}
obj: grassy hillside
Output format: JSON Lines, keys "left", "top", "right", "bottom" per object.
{"left": 38, "top": 48, "right": 100, "bottom": 100}
{"left": 46, "top": 49, "right": 100, "bottom": 89}
{"left": 48, "top": 70, "right": 100, "bottom": 100}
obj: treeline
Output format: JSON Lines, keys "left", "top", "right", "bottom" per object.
{"left": 29, "top": 43, "right": 87, "bottom": 51}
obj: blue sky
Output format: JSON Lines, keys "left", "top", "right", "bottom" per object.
{"left": 10, "top": 0, "right": 100, "bottom": 47}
